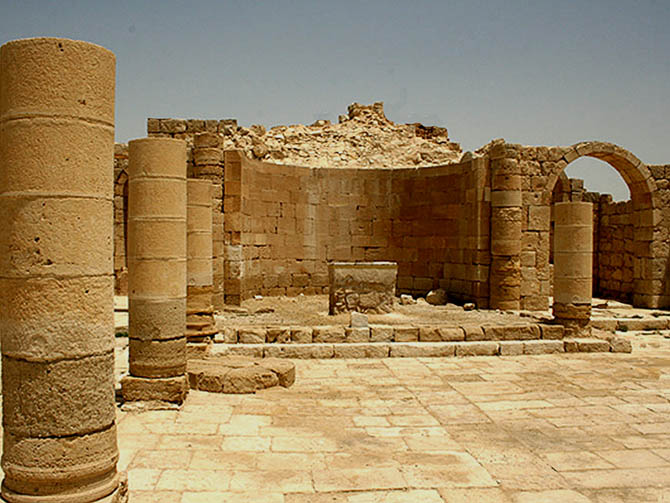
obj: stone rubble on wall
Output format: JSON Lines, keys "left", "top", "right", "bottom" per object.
{"left": 148, "top": 102, "right": 463, "bottom": 168}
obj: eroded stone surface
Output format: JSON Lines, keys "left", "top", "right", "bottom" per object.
{"left": 187, "top": 356, "right": 296, "bottom": 394}
{"left": 0, "top": 36, "right": 123, "bottom": 501}
{"left": 329, "top": 262, "right": 397, "bottom": 315}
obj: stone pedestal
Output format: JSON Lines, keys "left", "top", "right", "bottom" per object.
{"left": 0, "top": 37, "right": 124, "bottom": 502}
{"left": 329, "top": 262, "right": 397, "bottom": 314}
{"left": 187, "top": 179, "right": 217, "bottom": 341}
{"left": 553, "top": 201, "right": 593, "bottom": 336}
{"left": 193, "top": 133, "right": 224, "bottom": 310}
{"left": 121, "top": 138, "right": 188, "bottom": 404}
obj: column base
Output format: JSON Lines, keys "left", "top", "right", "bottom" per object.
{"left": 100, "top": 472, "right": 128, "bottom": 503}
{"left": 1, "top": 471, "right": 127, "bottom": 503}
{"left": 120, "top": 374, "right": 188, "bottom": 404}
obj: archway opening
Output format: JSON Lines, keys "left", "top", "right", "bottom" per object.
{"left": 543, "top": 142, "right": 661, "bottom": 308}
{"left": 550, "top": 157, "right": 634, "bottom": 304}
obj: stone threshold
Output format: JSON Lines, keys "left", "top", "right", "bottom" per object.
{"left": 195, "top": 337, "right": 631, "bottom": 360}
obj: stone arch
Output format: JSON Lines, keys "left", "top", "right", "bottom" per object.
{"left": 544, "top": 141, "right": 664, "bottom": 308}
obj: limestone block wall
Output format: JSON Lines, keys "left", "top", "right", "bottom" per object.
{"left": 598, "top": 199, "right": 634, "bottom": 302}
{"left": 510, "top": 140, "right": 670, "bottom": 309}
{"left": 223, "top": 151, "right": 489, "bottom": 306}
{"left": 114, "top": 143, "right": 129, "bottom": 294}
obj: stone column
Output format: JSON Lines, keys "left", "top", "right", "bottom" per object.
{"left": 121, "top": 138, "right": 188, "bottom": 404}
{"left": 193, "top": 132, "right": 224, "bottom": 310}
{"left": 489, "top": 158, "right": 522, "bottom": 310}
{"left": 0, "top": 38, "right": 124, "bottom": 502}
{"left": 187, "top": 179, "right": 217, "bottom": 341}
{"left": 553, "top": 201, "right": 593, "bottom": 335}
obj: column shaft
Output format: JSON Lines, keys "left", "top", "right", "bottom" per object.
{"left": 0, "top": 37, "right": 123, "bottom": 502}
{"left": 121, "top": 138, "right": 188, "bottom": 404}
{"left": 553, "top": 201, "right": 593, "bottom": 335}
{"left": 489, "top": 163, "right": 522, "bottom": 310}
{"left": 193, "top": 132, "right": 224, "bottom": 309}
{"left": 187, "top": 179, "right": 217, "bottom": 341}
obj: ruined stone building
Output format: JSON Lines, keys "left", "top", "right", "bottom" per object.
{"left": 113, "top": 103, "right": 670, "bottom": 311}
{"left": 1, "top": 35, "right": 666, "bottom": 502}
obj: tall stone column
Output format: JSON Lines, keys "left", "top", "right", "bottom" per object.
{"left": 489, "top": 158, "right": 522, "bottom": 310}
{"left": 187, "top": 179, "right": 217, "bottom": 341}
{"left": 0, "top": 38, "right": 124, "bottom": 502}
{"left": 553, "top": 201, "right": 593, "bottom": 335}
{"left": 193, "top": 132, "right": 224, "bottom": 309}
{"left": 121, "top": 138, "right": 188, "bottom": 404}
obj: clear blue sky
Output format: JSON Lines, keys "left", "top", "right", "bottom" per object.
{"left": 2, "top": 0, "right": 669, "bottom": 200}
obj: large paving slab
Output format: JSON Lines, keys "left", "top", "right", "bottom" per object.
{"left": 5, "top": 330, "right": 670, "bottom": 502}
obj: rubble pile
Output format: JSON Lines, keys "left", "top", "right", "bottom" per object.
{"left": 223, "top": 102, "right": 463, "bottom": 168}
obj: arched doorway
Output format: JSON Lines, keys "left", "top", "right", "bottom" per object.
{"left": 544, "top": 141, "right": 664, "bottom": 308}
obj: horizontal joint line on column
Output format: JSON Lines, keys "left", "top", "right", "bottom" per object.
{"left": 0, "top": 192, "right": 112, "bottom": 202}
{"left": 0, "top": 273, "right": 114, "bottom": 280}
{"left": 127, "top": 257, "right": 186, "bottom": 262}
{"left": 128, "top": 335, "right": 186, "bottom": 342}
{"left": 130, "top": 175, "right": 186, "bottom": 181}
{"left": 5, "top": 421, "right": 118, "bottom": 440}
{"left": 130, "top": 295, "right": 186, "bottom": 300}
{"left": 0, "top": 113, "right": 114, "bottom": 129}
{"left": 129, "top": 216, "right": 185, "bottom": 222}
{"left": 2, "top": 349, "right": 114, "bottom": 365}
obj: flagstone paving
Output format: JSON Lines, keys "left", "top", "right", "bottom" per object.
{"left": 111, "top": 332, "right": 670, "bottom": 502}
{"left": 6, "top": 330, "right": 669, "bottom": 502}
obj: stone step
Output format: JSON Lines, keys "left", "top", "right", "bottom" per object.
{"left": 203, "top": 337, "right": 631, "bottom": 360}
{"left": 217, "top": 323, "right": 565, "bottom": 344}
{"left": 592, "top": 317, "right": 670, "bottom": 332}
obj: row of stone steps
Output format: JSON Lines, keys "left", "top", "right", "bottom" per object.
{"left": 215, "top": 323, "right": 566, "bottom": 345}
{"left": 194, "top": 337, "right": 631, "bottom": 360}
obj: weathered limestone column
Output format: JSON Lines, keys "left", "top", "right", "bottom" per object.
{"left": 187, "top": 179, "right": 217, "bottom": 341}
{"left": 553, "top": 201, "right": 593, "bottom": 335}
{"left": 193, "top": 132, "right": 224, "bottom": 310}
{"left": 0, "top": 38, "right": 124, "bottom": 502}
{"left": 489, "top": 157, "right": 522, "bottom": 310}
{"left": 121, "top": 138, "right": 189, "bottom": 404}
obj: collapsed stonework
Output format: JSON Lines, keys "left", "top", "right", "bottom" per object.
{"left": 147, "top": 102, "right": 462, "bottom": 169}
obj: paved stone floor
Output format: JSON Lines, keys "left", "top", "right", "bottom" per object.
{"left": 112, "top": 331, "right": 670, "bottom": 502}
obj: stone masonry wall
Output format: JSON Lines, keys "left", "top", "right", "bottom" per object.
{"left": 509, "top": 141, "right": 670, "bottom": 309}
{"left": 222, "top": 151, "right": 488, "bottom": 306}
{"left": 114, "top": 143, "right": 129, "bottom": 294}
{"left": 597, "top": 199, "right": 634, "bottom": 302}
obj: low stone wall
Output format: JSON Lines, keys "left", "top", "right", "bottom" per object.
{"left": 328, "top": 262, "right": 397, "bottom": 314}
{"left": 216, "top": 322, "right": 564, "bottom": 344}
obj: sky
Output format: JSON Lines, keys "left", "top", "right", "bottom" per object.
{"left": 2, "top": 0, "right": 669, "bottom": 200}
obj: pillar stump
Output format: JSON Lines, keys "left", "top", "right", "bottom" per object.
{"left": 553, "top": 201, "right": 593, "bottom": 336}
{"left": 121, "top": 138, "right": 189, "bottom": 404}
{"left": 0, "top": 37, "right": 124, "bottom": 502}
{"left": 187, "top": 179, "right": 217, "bottom": 341}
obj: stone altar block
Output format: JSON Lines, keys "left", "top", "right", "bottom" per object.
{"left": 328, "top": 262, "right": 397, "bottom": 315}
